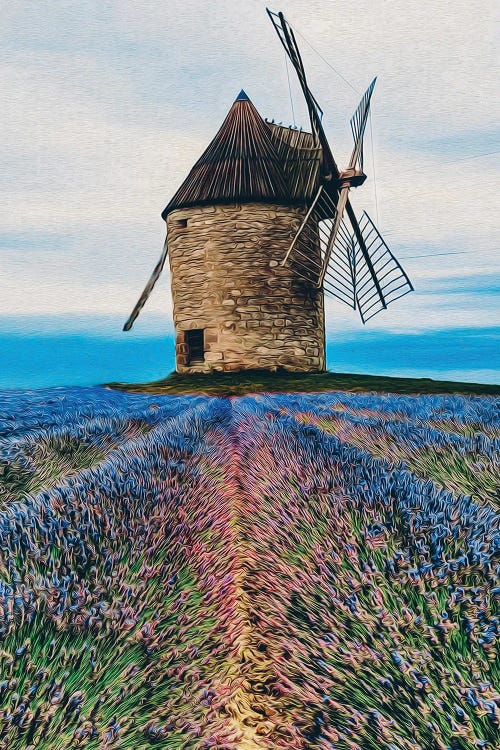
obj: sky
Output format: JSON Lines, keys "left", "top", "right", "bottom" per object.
{"left": 1, "top": 0, "right": 499, "bottom": 388}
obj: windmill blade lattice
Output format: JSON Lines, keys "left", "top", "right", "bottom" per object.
{"left": 282, "top": 187, "right": 356, "bottom": 309}
{"left": 349, "top": 77, "right": 376, "bottom": 171}
{"left": 351, "top": 212, "right": 414, "bottom": 323}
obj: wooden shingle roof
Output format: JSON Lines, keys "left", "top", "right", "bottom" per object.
{"left": 161, "top": 91, "right": 321, "bottom": 219}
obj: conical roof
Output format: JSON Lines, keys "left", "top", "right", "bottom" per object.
{"left": 162, "top": 92, "right": 303, "bottom": 218}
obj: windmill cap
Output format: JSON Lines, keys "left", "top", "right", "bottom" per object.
{"left": 161, "top": 90, "right": 319, "bottom": 218}
{"left": 235, "top": 89, "right": 250, "bottom": 102}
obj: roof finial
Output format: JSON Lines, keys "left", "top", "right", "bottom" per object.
{"left": 235, "top": 89, "right": 250, "bottom": 102}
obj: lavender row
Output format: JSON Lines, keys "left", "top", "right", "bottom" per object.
{"left": 0, "top": 387, "right": 497, "bottom": 748}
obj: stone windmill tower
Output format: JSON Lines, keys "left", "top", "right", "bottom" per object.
{"left": 124, "top": 10, "right": 413, "bottom": 375}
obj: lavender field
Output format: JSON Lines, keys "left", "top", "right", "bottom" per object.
{"left": 0, "top": 386, "right": 498, "bottom": 750}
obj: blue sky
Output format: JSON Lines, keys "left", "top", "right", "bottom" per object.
{"left": 1, "top": 0, "right": 498, "bottom": 388}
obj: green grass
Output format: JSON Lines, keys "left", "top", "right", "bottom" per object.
{"left": 107, "top": 368, "right": 500, "bottom": 397}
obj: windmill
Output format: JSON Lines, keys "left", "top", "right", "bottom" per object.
{"left": 266, "top": 8, "right": 413, "bottom": 324}
{"left": 123, "top": 8, "right": 413, "bottom": 374}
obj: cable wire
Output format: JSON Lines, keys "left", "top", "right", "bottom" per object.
{"left": 292, "top": 26, "right": 359, "bottom": 94}
{"left": 369, "top": 111, "right": 379, "bottom": 225}
{"left": 284, "top": 52, "right": 296, "bottom": 127}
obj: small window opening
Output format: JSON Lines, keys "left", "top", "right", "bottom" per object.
{"left": 172, "top": 218, "right": 188, "bottom": 229}
{"left": 186, "top": 329, "right": 204, "bottom": 365}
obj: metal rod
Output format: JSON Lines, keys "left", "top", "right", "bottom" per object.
{"left": 282, "top": 185, "right": 323, "bottom": 265}
{"left": 319, "top": 185, "right": 350, "bottom": 286}
{"left": 346, "top": 199, "right": 386, "bottom": 309}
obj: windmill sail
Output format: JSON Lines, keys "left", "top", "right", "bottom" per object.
{"left": 266, "top": 8, "right": 339, "bottom": 180}
{"left": 283, "top": 196, "right": 413, "bottom": 323}
{"left": 123, "top": 236, "right": 168, "bottom": 331}
{"left": 349, "top": 77, "right": 376, "bottom": 171}
{"left": 350, "top": 211, "right": 414, "bottom": 323}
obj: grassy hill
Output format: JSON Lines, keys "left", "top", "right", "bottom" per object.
{"left": 107, "top": 368, "right": 500, "bottom": 396}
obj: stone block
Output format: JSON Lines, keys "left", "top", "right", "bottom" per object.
{"left": 257, "top": 319, "right": 274, "bottom": 327}
{"left": 223, "top": 363, "right": 245, "bottom": 372}
{"left": 259, "top": 305, "right": 282, "bottom": 314}
{"left": 266, "top": 278, "right": 282, "bottom": 288}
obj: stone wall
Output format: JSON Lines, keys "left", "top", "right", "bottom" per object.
{"left": 167, "top": 202, "right": 325, "bottom": 373}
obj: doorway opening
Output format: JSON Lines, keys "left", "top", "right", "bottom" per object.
{"left": 186, "top": 329, "right": 205, "bottom": 365}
